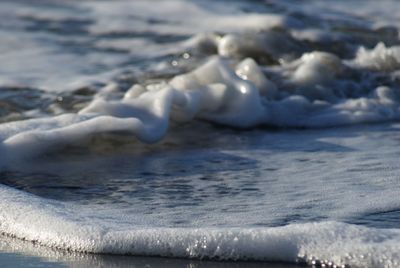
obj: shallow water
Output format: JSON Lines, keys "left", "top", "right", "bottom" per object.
{"left": 1, "top": 0, "right": 400, "bottom": 267}
{"left": 4, "top": 123, "right": 400, "bottom": 229}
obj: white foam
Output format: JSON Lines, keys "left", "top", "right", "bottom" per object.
{"left": 0, "top": 184, "right": 399, "bottom": 267}
{"left": 217, "top": 31, "right": 302, "bottom": 62}
{"left": 355, "top": 42, "right": 400, "bottom": 71}
{"left": 291, "top": 52, "right": 344, "bottom": 86}
{"left": 1, "top": 1, "right": 400, "bottom": 267}
{"left": 2, "top": 53, "right": 400, "bottom": 165}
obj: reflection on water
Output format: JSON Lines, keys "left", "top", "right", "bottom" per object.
{"left": 0, "top": 235, "right": 300, "bottom": 268}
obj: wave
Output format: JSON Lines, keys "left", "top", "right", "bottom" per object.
{"left": 1, "top": 1, "right": 400, "bottom": 166}
{"left": 0, "top": 184, "right": 399, "bottom": 267}
{"left": 1, "top": 49, "right": 400, "bottom": 165}
{"left": 1, "top": 1, "right": 400, "bottom": 267}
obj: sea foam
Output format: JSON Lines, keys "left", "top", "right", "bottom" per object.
{"left": 0, "top": 184, "right": 400, "bottom": 267}
{"left": 1, "top": 53, "right": 400, "bottom": 165}
{"left": 1, "top": 1, "right": 400, "bottom": 267}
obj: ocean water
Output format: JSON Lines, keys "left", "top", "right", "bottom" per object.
{"left": 1, "top": 0, "right": 400, "bottom": 267}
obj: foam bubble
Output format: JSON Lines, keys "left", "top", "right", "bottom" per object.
{"left": 355, "top": 42, "right": 400, "bottom": 71}
{"left": 291, "top": 51, "right": 344, "bottom": 86}
{"left": 217, "top": 30, "right": 301, "bottom": 62}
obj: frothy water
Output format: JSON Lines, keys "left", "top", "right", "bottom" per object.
{"left": 1, "top": 0, "right": 400, "bottom": 267}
